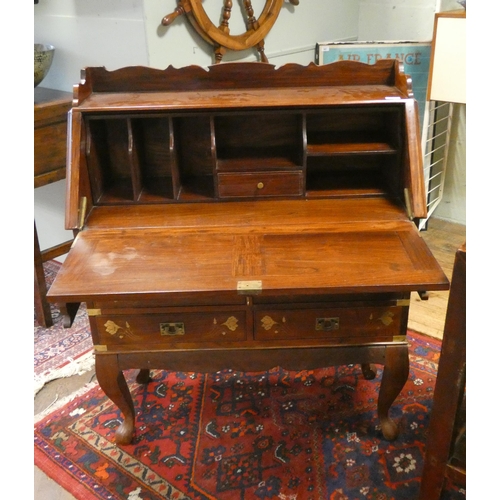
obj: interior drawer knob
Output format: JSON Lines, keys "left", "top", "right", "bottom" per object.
{"left": 257, "top": 182, "right": 264, "bottom": 189}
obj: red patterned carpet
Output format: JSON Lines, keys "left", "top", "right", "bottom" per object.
{"left": 34, "top": 331, "right": 465, "bottom": 499}
{"left": 34, "top": 260, "right": 94, "bottom": 395}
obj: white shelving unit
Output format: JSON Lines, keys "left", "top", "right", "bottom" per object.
{"left": 419, "top": 8, "right": 465, "bottom": 229}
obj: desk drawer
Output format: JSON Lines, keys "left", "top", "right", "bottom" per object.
{"left": 254, "top": 306, "right": 403, "bottom": 340}
{"left": 95, "top": 311, "right": 246, "bottom": 346}
{"left": 218, "top": 172, "right": 303, "bottom": 198}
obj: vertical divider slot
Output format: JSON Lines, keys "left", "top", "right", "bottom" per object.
{"left": 169, "top": 116, "right": 181, "bottom": 200}
{"left": 210, "top": 115, "right": 219, "bottom": 198}
{"left": 86, "top": 117, "right": 134, "bottom": 203}
{"left": 131, "top": 116, "right": 176, "bottom": 202}
{"left": 301, "top": 112, "right": 307, "bottom": 177}
{"left": 174, "top": 114, "right": 215, "bottom": 201}
{"left": 128, "top": 118, "right": 143, "bottom": 202}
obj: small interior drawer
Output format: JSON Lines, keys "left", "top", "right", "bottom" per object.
{"left": 218, "top": 171, "right": 303, "bottom": 198}
{"left": 95, "top": 311, "right": 247, "bottom": 345}
{"left": 254, "top": 306, "right": 403, "bottom": 340}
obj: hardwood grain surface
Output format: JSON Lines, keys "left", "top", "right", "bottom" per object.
{"left": 48, "top": 199, "right": 449, "bottom": 303}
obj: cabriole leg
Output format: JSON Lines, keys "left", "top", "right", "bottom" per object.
{"left": 95, "top": 354, "right": 135, "bottom": 445}
{"left": 377, "top": 344, "right": 409, "bottom": 441}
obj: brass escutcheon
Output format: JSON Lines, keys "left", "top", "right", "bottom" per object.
{"left": 160, "top": 322, "right": 185, "bottom": 336}
{"left": 315, "top": 317, "right": 339, "bottom": 332}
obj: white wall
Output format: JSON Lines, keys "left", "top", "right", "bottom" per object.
{"left": 34, "top": 0, "right": 149, "bottom": 92}
{"left": 357, "top": 0, "right": 460, "bottom": 41}
{"left": 358, "top": 0, "right": 437, "bottom": 41}
{"left": 34, "top": 0, "right": 152, "bottom": 257}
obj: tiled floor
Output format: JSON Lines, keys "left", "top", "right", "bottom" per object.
{"left": 34, "top": 218, "right": 466, "bottom": 499}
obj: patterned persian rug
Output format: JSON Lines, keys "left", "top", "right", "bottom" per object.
{"left": 34, "top": 260, "right": 94, "bottom": 395}
{"left": 34, "top": 331, "right": 465, "bottom": 499}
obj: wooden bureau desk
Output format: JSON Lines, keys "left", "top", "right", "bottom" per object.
{"left": 34, "top": 87, "right": 72, "bottom": 327}
{"left": 48, "top": 61, "right": 449, "bottom": 445}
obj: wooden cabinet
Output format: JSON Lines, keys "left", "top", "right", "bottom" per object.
{"left": 34, "top": 87, "right": 73, "bottom": 327}
{"left": 34, "top": 88, "right": 72, "bottom": 188}
{"left": 47, "top": 60, "right": 449, "bottom": 445}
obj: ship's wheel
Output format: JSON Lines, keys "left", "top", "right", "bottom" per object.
{"left": 162, "top": 0, "right": 299, "bottom": 63}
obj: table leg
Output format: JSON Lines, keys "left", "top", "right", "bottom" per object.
{"left": 378, "top": 344, "right": 409, "bottom": 440}
{"left": 361, "top": 363, "right": 377, "bottom": 380}
{"left": 34, "top": 222, "right": 53, "bottom": 328}
{"left": 95, "top": 354, "right": 136, "bottom": 445}
{"left": 136, "top": 369, "right": 152, "bottom": 384}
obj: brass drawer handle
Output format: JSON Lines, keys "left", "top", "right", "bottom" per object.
{"left": 315, "top": 317, "right": 339, "bottom": 332}
{"left": 160, "top": 322, "right": 185, "bottom": 336}
{"left": 257, "top": 182, "right": 264, "bottom": 189}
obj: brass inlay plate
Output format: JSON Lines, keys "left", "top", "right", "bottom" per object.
{"left": 378, "top": 311, "right": 395, "bottom": 326}
{"left": 104, "top": 320, "right": 141, "bottom": 340}
{"left": 237, "top": 280, "right": 262, "bottom": 292}
{"left": 94, "top": 345, "right": 107, "bottom": 352}
{"left": 87, "top": 308, "right": 102, "bottom": 316}
{"left": 78, "top": 196, "right": 88, "bottom": 230}
{"left": 261, "top": 315, "right": 278, "bottom": 331}
{"left": 404, "top": 188, "right": 414, "bottom": 220}
{"left": 221, "top": 316, "right": 239, "bottom": 331}
{"left": 393, "top": 335, "right": 406, "bottom": 342}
